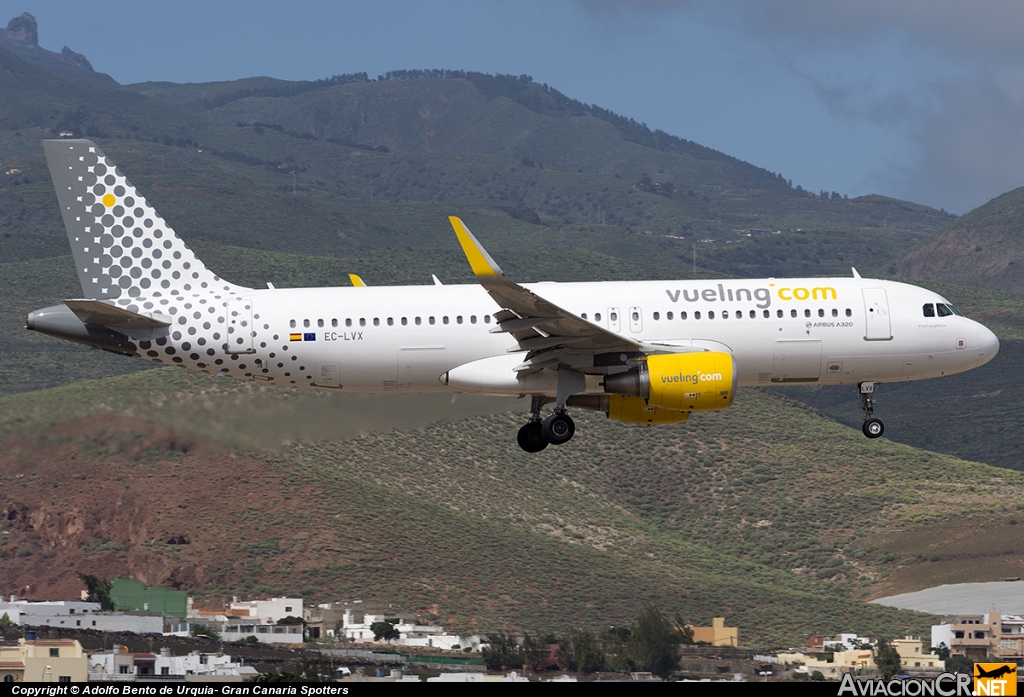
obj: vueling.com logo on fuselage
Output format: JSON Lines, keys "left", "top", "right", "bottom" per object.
{"left": 664, "top": 283, "right": 838, "bottom": 309}
{"left": 661, "top": 372, "right": 722, "bottom": 384}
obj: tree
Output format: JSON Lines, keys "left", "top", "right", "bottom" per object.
{"left": 875, "top": 638, "right": 902, "bottom": 679}
{"left": 370, "top": 619, "right": 399, "bottom": 642}
{"left": 482, "top": 632, "right": 522, "bottom": 670}
{"left": 933, "top": 642, "right": 950, "bottom": 661}
{"left": 191, "top": 624, "right": 221, "bottom": 641}
{"left": 0, "top": 612, "right": 13, "bottom": 627}
{"left": 625, "top": 606, "right": 680, "bottom": 680}
{"left": 78, "top": 573, "right": 113, "bottom": 611}
{"left": 558, "top": 629, "right": 605, "bottom": 674}
{"left": 945, "top": 655, "right": 973, "bottom": 674}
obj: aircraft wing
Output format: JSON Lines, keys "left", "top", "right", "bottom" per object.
{"left": 450, "top": 216, "right": 643, "bottom": 372}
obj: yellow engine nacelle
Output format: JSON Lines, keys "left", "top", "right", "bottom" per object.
{"left": 606, "top": 395, "right": 690, "bottom": 425}
{"left": 603, "top": 351, "right": 737, "bottom": 412}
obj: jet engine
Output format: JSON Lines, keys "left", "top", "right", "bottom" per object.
{"left": 603, "top": 351, "right": 737, "bottom": 412}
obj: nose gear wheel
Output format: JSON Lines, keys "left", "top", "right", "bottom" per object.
{"left": 859, "top": 382, "right": 884, "bottom": 439}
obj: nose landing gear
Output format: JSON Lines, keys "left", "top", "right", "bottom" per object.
{"left": 859, "top": 382, "right": 884, "bottom": 439}
{"left": 516, "top": 396, "right": 577, "bottom": 452}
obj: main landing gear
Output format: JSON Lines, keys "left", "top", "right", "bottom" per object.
{"left": 516, "top": 396, "right": 576, "bottom": 452}
{"left": 859, "top": 382, "right": 884, "bottom": 439}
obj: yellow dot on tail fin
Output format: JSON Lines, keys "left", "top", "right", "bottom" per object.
{"left": 102, "top": 193, "right": 115, "bottom": 207}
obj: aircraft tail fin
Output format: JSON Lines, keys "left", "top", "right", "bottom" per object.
{"left": 42, "top": 139, "right": 249, "bottom": 300}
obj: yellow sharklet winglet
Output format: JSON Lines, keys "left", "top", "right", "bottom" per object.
{"left": 449, "top": 216, "right": 500, "bottom": 278}
{"left": 349, "top": 274, "right": 367, "bottom": 287}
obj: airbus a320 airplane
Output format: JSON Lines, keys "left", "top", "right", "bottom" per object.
{"left": 28, "top": 140, "right": 999, "bottom": 452}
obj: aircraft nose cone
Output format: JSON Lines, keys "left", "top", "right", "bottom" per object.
{"left": 976, "top": 322, "right": 999, "bottom": 367}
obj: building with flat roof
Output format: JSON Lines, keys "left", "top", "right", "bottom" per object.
{"left": 0, "top": 635, "right": 87, "bottom": 683}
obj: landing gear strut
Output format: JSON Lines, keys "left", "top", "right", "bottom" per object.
{"left": 859, "top": 382, "right": 884, "bottom": 439}
{"left": 517, "top": 395, "right": 549, "bottom": 453}
{"left": 516, "top": 396, "right": 577, "bottom": 452}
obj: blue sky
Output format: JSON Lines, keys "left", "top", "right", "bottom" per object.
{"left": 8, "top": 0, "right": 1024, "bottom": 214}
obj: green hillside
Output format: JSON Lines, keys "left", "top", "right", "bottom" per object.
{"left": 7, "top": 367, "right": 1008, "bottom": 645}
{"left": 896, "top": 186, "right": 1024, "bottom": 290}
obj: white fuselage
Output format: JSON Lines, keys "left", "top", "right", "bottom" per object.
{"left": 170, "top": 276, "right": 997, "bottom": 396}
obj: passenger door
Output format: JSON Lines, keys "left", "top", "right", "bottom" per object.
{"left": 862, "top": 288, "right": 892, "bottom": 341}
{"left": 225, "top": 298, "right": 254, "bottom": 354}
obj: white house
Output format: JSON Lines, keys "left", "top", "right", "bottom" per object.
{"left": 0, "top": 597, "right": 100, "bottom": 624}
{"left": 228, "top": 597, "right": 303, "bottom": 624}
{"left": 89, "top": 647, "right": 258, "bottom": 680}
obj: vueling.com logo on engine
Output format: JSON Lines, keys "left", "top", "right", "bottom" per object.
{"left": 660, "top": 372, "right": 722, "bottom": 384}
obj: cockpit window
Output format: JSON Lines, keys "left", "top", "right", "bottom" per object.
{"left": 936, "top": 303, "right": 954, "bottom": 317}
{"left": 923, "top": 303, "right": 935, "bottom": 317}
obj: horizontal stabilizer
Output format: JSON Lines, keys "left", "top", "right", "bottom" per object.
{"left": 64, "top": 299, "right": 171, "bottom": 330}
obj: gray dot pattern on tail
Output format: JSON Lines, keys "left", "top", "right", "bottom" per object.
{"left": 60, "top": 142, "right": 262, "bottom": 376}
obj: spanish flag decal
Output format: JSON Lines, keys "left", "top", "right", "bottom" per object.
{"left": 290, "top": 333, "right": 302, "bottom": 341}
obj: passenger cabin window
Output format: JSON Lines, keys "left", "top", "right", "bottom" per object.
{"left": 923, "top": 303, "right": 935, "bottom": 317}
{"left": 595, "top": 312, "right": 602, "bottom": 321}
{"left": 359, "top": 318, "right": 366, "bottom": 327}
{"left": 680, "top": 311, "right": 687, "bottom": 320}
{"left": 289, "top": 320, "right": 296, "bottom": 328}
{"left": 722, "top": 311, "right": 729, "bottom": 319}
{"left": 694, "top": 311, "right": 701, "bottom": 320}
{"left": 429, "top": 316, "right": 436, "bottom": 325}
{"left": 610, "top": 312, "right": 617, "bottom": 321}
{"left": 470, "top": 315, "right": 477, "bottom": 324}
{"left": 387, "top": 318, "right": 394, "bottom": 326}
{"left": 303, "top": 319, "right": 310, "bottom": 328}
{"left": 457, "top": 316, "right": 463, "bottom": 324}
{"left": 318, "top": 319, "right": 324, "bottom": 327}
{"left": 818, "top": 309, "right": 824, "bottom": 318}
{"left": 790, "top": 309, "right": 797, "bottom": 318}
{"left": 667, "top": 311, "right": 674, "bottom": 320}
{"left": 415, "top": 317, "right": 422, "bottom": 325}
{"left": 804, "top": 309, "right": 811, "bottom": 318}
{"left": 442, "top": 316, "right": 449, "bottom": 325}
{"left": 401, "top": 317, "right": 408, "bottom": 325}
{"left": 845, "top": 308, "right": 852, "bottom": 317}
{"left": 652, "top": 312, "right": 660, "bottom": 320}
{"left": 484, "top": 315, "right": 491, "bottom": 323}
{"left": 708, "top": 311, "right": 715, "bottom": 319}
{"left": 581, "top": 313, "right": 588, "bottom": 320}
{"left": 373, "top": 318, "right": 380, "bottom": 326}
{"left": 346, "top": 318, "right": 352, "bottom": 327}
{"left": 332, "top": 319, "right": 338, "bottom": 327}
{"left": 832, "top": 309, "right": 838, "bottom": 318}
{"left": 750, "top": 310, "right": 756, "bottom": 319}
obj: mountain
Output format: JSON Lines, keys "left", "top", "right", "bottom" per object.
{"left": 1, "top": 13, "right": 1018, "bottom": 646}
{"left": 896, "top": 186, "right": 1024, "bottom": 290}
{"left": 0, "top": 12, "right": 118, "bottom": 89}
{"left": 9, "top": 367, "right": 1016, "bottom": 645}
